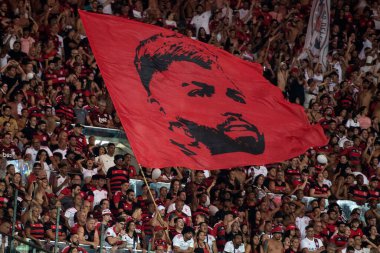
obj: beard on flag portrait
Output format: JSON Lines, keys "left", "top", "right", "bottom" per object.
{"left": 79, "top": 10, "right": 328, "bottom": 170}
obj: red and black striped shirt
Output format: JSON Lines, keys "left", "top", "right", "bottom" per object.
{"left": 26, "top": 220, "right": 45, "bottom": 240}
{"left": 106, "top": 166, "right": 130, "bottom": 194}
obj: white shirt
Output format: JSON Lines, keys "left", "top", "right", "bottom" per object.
{"left": 0, "top": 54, "right": 10, "bottom": 68}
{"left": 98, "top": 0, "right": 112, "bottom": 14}
{"left": 346, "top": 119, "right": 360, "bottom": 128}
{"left": 323, "top": 179, "right": 332, "bottom": 187}
{"left": 353, "top": 249, "right": 370, "bottom": 253}
{"left": 105, "top": 226, "right": 118, "bottom": 247}
{"left": 173, "top": 234, "right": 194, "bottom": 251}
{"left": 296, "top": 216, "right": 311, "bottom": 239}
{"left": 300, "top": 237, "right": 323, "bottom": 252}
{"left": 121, "top": 234, "right": 140, "bottom": 249}
{"left": 82, "top": 167, "right": 98, "bottom": 179}
{"left": 98, "top": 154, "right": 115, "bottom": 174}
{"left": 64, "top": 207, "right": 78, "bottom": 228}
{"left": 93, "top": 188, "right": 108, "bottom": 207}
{"left": 204, "top": 234, "right": 216, "bottom": 251}
{"left": 25, "top": 146, "right": 53, "bottom": 163}
{"left": 53, "top": 148, "right": 67, "bottom": 159}
{"left": 250, "top": 166, "right": 268, "bottom": 179}
{"left": 223, "top": 241, "right": 245, "bottom": 253}
{"left": 190, "top": 11, "right": 212, "bottom": 36}
{"left": 167, "top": 203, "right": 192, "bottom": 217}
{"left": 55, "top": 174, "right": 69, "bottom": 195}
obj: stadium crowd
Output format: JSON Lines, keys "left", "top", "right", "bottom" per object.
{"left": 0, "top": 0, "right": 379, "bottom": 252}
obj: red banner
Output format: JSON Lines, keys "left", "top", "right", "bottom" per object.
{"left": 79, "top": 10, "right": 328, "bottom": 170}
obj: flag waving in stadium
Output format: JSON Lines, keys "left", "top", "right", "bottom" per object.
{"left": 79, "top": 10, "right": 328, "bottom": 170}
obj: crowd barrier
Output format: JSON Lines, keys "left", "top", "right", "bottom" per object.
{"left": 0, "top": 235, "right": 155, "bottom": 253}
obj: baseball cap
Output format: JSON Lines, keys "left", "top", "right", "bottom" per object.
{"left": 285, "top": 225, "right": 296, "bottom": 231}
{"left": 74, "top": 123, "right": 83, "bottom": 128}
{"left": 271, "top": 226, "right": 284, "bottom": 234}
{"left": 102, "top": 209, "right": 112, "bottom": 216}
{"left": 157, "top": 205, "right": 165, "bottom": 211}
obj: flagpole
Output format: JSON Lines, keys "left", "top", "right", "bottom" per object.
{"left": 138, "top": 165, "right": 172, "bottom": 244}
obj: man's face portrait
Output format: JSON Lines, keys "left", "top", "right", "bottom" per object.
{"left": 135, "top": 33, "right": 265, "bottom": 157}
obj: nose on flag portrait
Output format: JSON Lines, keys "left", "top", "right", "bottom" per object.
{"left": 79, "top": 10, "right": 328, "bottom": 170}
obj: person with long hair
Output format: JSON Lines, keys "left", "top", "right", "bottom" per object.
{"left": 251, "top": 234, "right": 260, "bottom": 253}
{"left": 167, "top": 179, "right": 182, "bottom": 200}
{"left": 27, "top": 177, "right": 49, "bottom": 208}
{"left": 194, "top": 230, "right": 211, "bottom": 253}
{"left": 199, "top": 222, "right": 217, "bottom": 253}
{"left": 11, "top": 172, "right": 26, "bottom": 192}
{"left": 123, "top": 220, "right": 142, "bottom": 251}
{"left": 35, "top": 149, "right": 51, "bottom": 180}
{"left": 252, "top": 174, "right": 270, "bottom": 200}
{"left": 24, "top": 204, "right": 44, "bottom": 246}
{"left": 285, "top": 237, "right": 300, "bottom": 253}
{"left": 249, "top": 209, "right": 265, "bottom": 235}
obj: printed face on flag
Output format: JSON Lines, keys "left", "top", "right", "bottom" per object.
{"left": 79, "top": 10, "right": 328, "bottom": 169}
{"left": 134, "top": 33, "right": 265, "bottom": 157}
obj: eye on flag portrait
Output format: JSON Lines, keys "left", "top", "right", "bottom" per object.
{"left": 79, "top": 10, "right": 328, "bottom": 170}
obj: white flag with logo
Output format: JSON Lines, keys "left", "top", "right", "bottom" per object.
{"left": 303, "top": 0, "right": 330, "bottom": 70}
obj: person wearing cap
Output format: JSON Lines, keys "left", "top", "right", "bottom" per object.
{"left": 262, "top": 226, "right": 284, "bottom": 253}
{"left": 106, "top": 153, "right": 130, "bottom": 198}
{"left": 284, "top": 224, "right": 296, "bottom": 240}
{"left": 173, "top": 226, "right": 195, "bottom": 253}
{"left": 97, "top": 208, "right": 113, "bottom": 240}
{"left": 223, "top": 232, "right": 244, "bottom": 253}
{"left": 300, "top": 225, "right": 325, "bottom": 253}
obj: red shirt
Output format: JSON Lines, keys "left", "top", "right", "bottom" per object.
{"left": 350, "top": 228, "right": 363, "bottom": 238}
{"left": 0, "top": 143, "right": 21, "bottom": 160}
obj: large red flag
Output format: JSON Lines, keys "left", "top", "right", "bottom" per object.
{"left": 79, "top": 10, "right": 328, "bottom": 170}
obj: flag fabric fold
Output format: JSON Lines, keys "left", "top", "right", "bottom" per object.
{"left": 79, "top": 10, "right": 328, "bottom": 170}
{"left": 302, "top": 0, "right": 331, "bottom": 70}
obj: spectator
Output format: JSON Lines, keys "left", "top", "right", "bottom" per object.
{"left": 300, "top": 225, "right": 325, "bottom": 253}
{"left": 0, "top": 1, "right": 380, "bottom": 253}
{"left": 173, "top": 226, "right": 194, "bottom": 253}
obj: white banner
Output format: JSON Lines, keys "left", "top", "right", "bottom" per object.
{"left": 303, "top": 0, "right": 330, "bottom": 70}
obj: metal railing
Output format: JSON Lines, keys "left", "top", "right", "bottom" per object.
{"left": 0, "top": 232, "right": 49, "bottom": 253}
